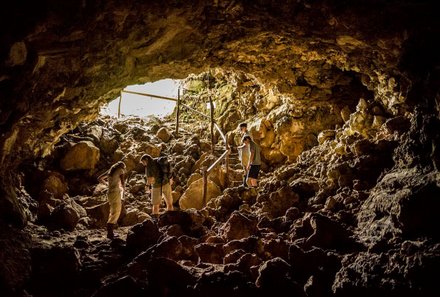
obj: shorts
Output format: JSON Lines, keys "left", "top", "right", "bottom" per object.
{"left": 247, "top": 165, "right": 260, "bottom": 179}
{"left": 151, "top": 182, "right": 172, "bottom": 205}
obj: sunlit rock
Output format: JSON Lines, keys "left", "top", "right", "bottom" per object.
{"left": 179, "top": 178, "right": 221, "bottom": 210}
{"left": 156, "top": 127, "right": 171, "bottom": 143}
{"left": 60, "top": 141, "right": 100, "bottom": 171}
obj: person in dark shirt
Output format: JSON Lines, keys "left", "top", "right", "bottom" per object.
{"left": 140, "top": 154, "right": 173, "bottom": 215}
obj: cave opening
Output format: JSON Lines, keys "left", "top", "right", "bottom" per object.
{"left": 100, "top": 79, "right": 181, "bottom": 119}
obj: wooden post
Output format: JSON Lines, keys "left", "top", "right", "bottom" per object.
{"left": 176, "top": 87, "right": 181, "bottom": 135}
{"left": 117, "top": 91, "right": 122, "bottom": 118}
{"left": 209, "top": 96, "right": 214, "bottom": 154}
{"left": 202, "top": 167, "right": 208, "bottom": 206}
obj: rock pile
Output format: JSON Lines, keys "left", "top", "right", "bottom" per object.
{"left": 16, "top": 97, "right": 439, "bottom": 297}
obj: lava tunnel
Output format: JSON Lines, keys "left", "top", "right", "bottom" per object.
{"left": 1, "top": 1, "right": 439, "bottom": 296}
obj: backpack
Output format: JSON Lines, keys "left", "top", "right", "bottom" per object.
{"left": 155, "top": 156, "right": 171, "bottom": 185}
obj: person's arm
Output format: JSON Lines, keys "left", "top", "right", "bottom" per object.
{"left": 169, "top": 167, "right": 175, "bottom": 186}
{"left": 247, "top": 146, "right": 255, "bottom": 170}
{"left": 237, "top": 143, "right": 246, "bottom": 149}
{"left": 144, "top": 164, "right": 155, "bottom": 186}
{"left": 120, "top": 171, "right": 125, "bottom": 190}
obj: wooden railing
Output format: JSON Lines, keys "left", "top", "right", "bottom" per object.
{"left": 119, "top": 88, "right": 230, "bottom": 206}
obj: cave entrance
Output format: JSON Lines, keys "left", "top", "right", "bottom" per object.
{"left": 100, "top": 79, "right": 181, "bottom": 118}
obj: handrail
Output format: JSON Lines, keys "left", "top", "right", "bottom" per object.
{"left": 214, "top": 123, "right": 227, "bottom": 144}
{"left": 207, "top": 150, "right": 229, "bottom": 173}
{"left": 180, "top": 103, "right": 210, "bottom": 119}
{"left": 121, "top": 90, "right": 178, "bottom": 102}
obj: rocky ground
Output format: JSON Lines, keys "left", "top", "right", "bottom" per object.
{"left": 5, "top": 95, "right": 438, "bottom": 297}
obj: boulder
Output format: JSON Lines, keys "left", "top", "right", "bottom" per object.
{"left": 234, "top": 253, "right": 262, "bottom": 278}
{"left": 126, "top": 219, "right": 160, "bottom": 252}
{"left": 163, "top": 224, "right": 184, "bottom": 237}
{"left": 45, "top": 200, "right": 80, "bottom": 231}
{"left": 60, "top": 141, "right": 100, "bottom": 171}
{"left": 285, "top": 207, "right": 300, "bottom": 221}
{"left": 171, "top": 142, "right": 185, "bottom": 154}
{"left": 255, "top": 257, "right": 303, "bottom": 295}
{"left": 69, "top": 198, "right": 87, "bottom": 218}
{"left": 207, "top": 192, "right": 243, "bottom": 220}
{"left": 223, "top": 212, "right": 258, "bottom": 241}
{"left": 158, "top": 211, "right": 193, "bottom": 234}
{"left": 147, "top": 236, "right": 183, "bottom": 261}
{"left": 262, "top": 238, "right": 289, "bottom": 260}
{"left": 85, "top": 125, "right": 103, "bottom": 143}
{"left": 223, "top": 236, "right": 261, "bottom": 256}
{"left": 191, "top": 152, "right": 210, "bottom": 172}
{"left": 178, "top": 235, "right": 199, "bottom": 261}
{"left": 179, "top": 178, "right": 221, "bottom": 210}
{"left": 304, "top": 213, "right": 353, "bottom": 250}
{"left": 138, "top": 142, "right": 161, "bottom": 158}
{"left": 187, "top": 173, "right": 202, "bottom": 186}
{"left": 100, "top": 132, "right": 119, "bottom": 156}
{"left": 85, "top": 201, "right": 110, "bottom": 227}
{"left": 224, "top": 249, "right": 247, "bottom": 264}
{"left": 121, "top": 209, "right": 150, "bottom": 226}
{"left": 40, "top": 171, "right": 68, "bottom": 199}
{"left": 145, "top": 258, "right": 196, "bottom": 296}
{"left": 175, "top": 156, "right": 195, "bottom": 175}
{"left": 156, "top": 127, "right": 171, "bottom": 142}
{"left": 207, "top": 166, "right": 227, "bottom": 189}
{"left": 195, "top": 243, "right": 225, "bottom": 264}
{"left": 261, "top": 186, "right": 300, "bottom": 218}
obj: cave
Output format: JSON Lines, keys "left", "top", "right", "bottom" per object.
{"left": 1, "top": 1, "right": 439, "bottom": 297}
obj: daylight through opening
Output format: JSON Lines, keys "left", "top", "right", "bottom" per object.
{"left": 101, "top": 79, "right": 181, "bottom": 118}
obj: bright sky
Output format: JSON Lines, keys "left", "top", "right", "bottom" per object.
{"left": 101, "top": 79, "right": 180, "bottom": 118}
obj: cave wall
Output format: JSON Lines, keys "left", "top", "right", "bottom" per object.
{"left": 182, "top": 67, "right": 374, "bottom": 164}
{"left": 0, "top": 0, "right": 439, "bottom": 222}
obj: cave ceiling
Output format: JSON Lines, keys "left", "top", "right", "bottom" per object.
{"left": 0, "top": 0, "right": 438, "bottom": 169}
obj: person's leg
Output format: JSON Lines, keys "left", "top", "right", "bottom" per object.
{"left": 242, "top": 154, "right": 250, "bottom": 187}
{"left": 152, "top": 204, "right": 160, "bottom": 215}
{"left": 106, "top": 223, "right": 114, "bottom": 239}
{"left": 252, "top": 165, "right": 260, "bottom": 187}
{"left": 241, "top": 164, "right": 248, "bottom": 187}
{"left": 151, "top": 187, "right": 161, "bottom": 215}
{"left": 248, "top": 165, "right": 260, "bottom": 188}
{"left": 107, "top": 190, "right": 122, "bottom": 239}
{"left": 162, "top": 183, "right": 174, "bottom": 211}
{"left": 246, "top": 169, "right": 252, "bottom": 187}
